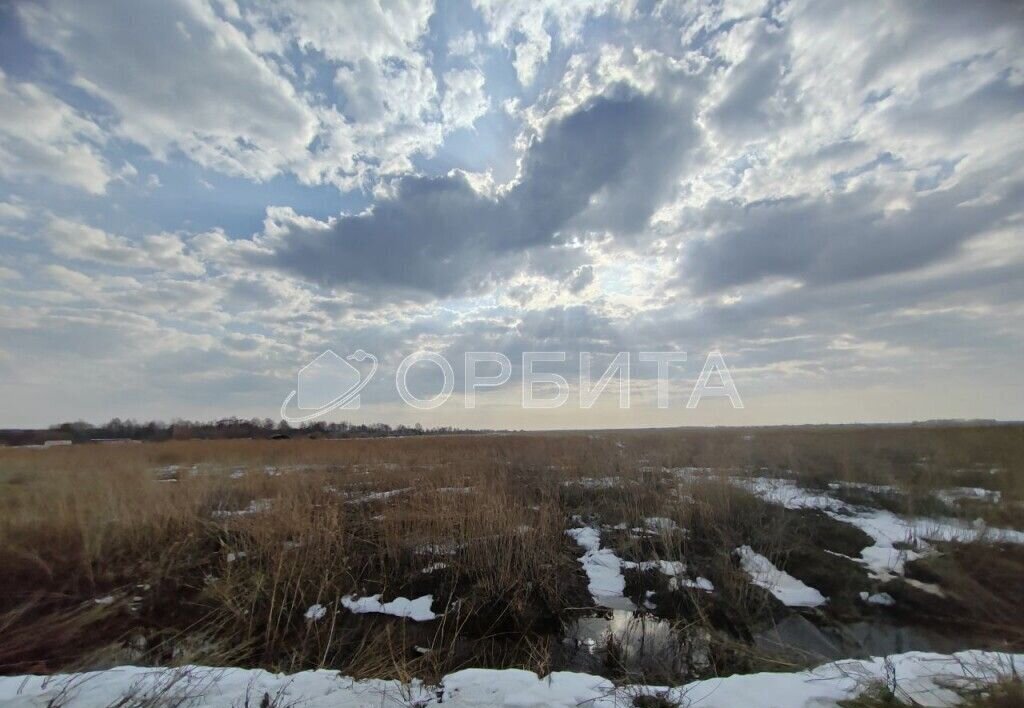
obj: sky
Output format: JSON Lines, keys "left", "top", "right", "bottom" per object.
{"left": 0, "top": 0, "right": 1022, "bottom": 429}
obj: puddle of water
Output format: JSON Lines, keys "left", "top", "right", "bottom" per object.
{"left": 559, "top": 610, "right": 710, "bottom": 683}
{"left": 831, "top": 620, "right": 960, "bottom": 657}
{"left": 754, "top": 614, "right": 961, "bottom": 663}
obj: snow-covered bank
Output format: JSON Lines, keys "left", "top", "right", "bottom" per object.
{"left": 1, "top": 651, "right": 1020, "bottom": 707}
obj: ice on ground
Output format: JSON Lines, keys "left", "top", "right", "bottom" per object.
{"left": 225, "top": 551, "right": 246, "bottom": 563}
{"left": 421, "top": 562, "right": 448, "bottom": 574}
{"left": 415, "top": 541, "right": 465, "bottom": 556}
{"left": 859, "top": 591, "right": 896, "bottom": 606}
{"left": 622, "top": 559, "right": 686, "bottom": 576}
{"left": 4, "top": 650, "right": 1022, "bottom": 707}
{"left": 620, "top": 557, "right": 714, "bottom": 593}
{"left": 304, "top": 604, "right": 327, "bottom": 621}
{"left": 566, "top": 527, "right": 634, "bottom": 610}
{"left": 736, "top": 546, "right": 827, "bottom": 607}
{"left": 935, "top": 487, "right": 1002, "bottom": 506}
{"left": 903, "top": 578, "right": 946, "bottom": 597}
{"left": 211, "top": 499, "right": 273, "bottom": 518}
{"left": 93, "top": 595, "right": 115, "bottom": 605}
{"left": 667, "top": 466, "right": 714, "bottom": 479}
{"left": 736, "top": 476, "right": 1024, "bottom": 581}
{"left": 827, "top": 481, "right": 899, "bottom": 495}
{"left": 341, "top": 594, "right": 436, "bottom": 621}
{"left": 345, "top": 487, "right": 414, "bottom": 504}
{"left": 736, "top": 477, "right": 849, "bottom": 513}
{"left": 643, "top": 516, "right": 678, "bottom": 532}
{"left": 679, "top": 576, "right": 716, "bottom": 592}
{"left": 561, "top": 477, "right": 624, "bottom": 489}
{"left": 565, "top": 526, "right": 600, "bottom": 552}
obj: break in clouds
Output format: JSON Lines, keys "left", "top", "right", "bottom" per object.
{"left": 0, "top": 0, "right": 1022, "bottom": 427}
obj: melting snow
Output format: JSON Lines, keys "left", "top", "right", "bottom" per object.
{"left": 643, "top": 517, "right": 678, "bottom": 532}
{"left": 859, "top": 591, "right": 896, "bottom": 606}
{"left": 736, "top": 477, "right": 1024, "bottom": 582}
{"left": 679, "top": 576, "right": 716, "bottom": 592}
{"left": 304, "top": 604, "right": 327, "bottom": 621}
{"left": 341, "top": 594, "right": 436, "bottom": 621}
{"left": 735, "top": 546, "right": 827, "bottom": 608}
{"left": 3, "top": 651, "right": 1022, "bottom": 707}
{"left": 566, "top": 527, "right": 634, "bottom": 610}
{"left": 562, "top": 477, "right": 623, "bottom": 489}
{"left": 211, "top": 499, "right": 273, "bottom": 518}
{"left": 345, "top": 487, "right": 414, "bottom": 504}
{"left": 936, "top": 487, "right": 1002, "bottom": 506}
{"left": 621, "top": 558, "right": 715, "bottom": 593}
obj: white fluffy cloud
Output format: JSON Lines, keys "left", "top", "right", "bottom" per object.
{"left": 19, "top": 0, "right": 318, "bottom": 182}
{"left": 45, "top": 218, "right": 205, "bottom": 276}
{"left": 473, "top": 0, "right": 619, "bottom": 86}
{"left": 242, "top": 0, "right": 444, "bottom": 188}
{"left": 0, "top": 70, "right": 112, "bottom": 194}
{"left": 441, "top": 69, "right": 490, "bottom": 130}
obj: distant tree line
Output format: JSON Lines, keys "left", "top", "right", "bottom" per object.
{"left": 0, "top": 418, "right": 482, "bottom": 446}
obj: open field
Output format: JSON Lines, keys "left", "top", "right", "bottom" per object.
{"left": 1, "top": 425, "right": 1023, "bottom": 705}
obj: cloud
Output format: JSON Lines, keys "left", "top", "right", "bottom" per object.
{"left": 473, "top": 0, "right": 619, "bottom": 86}
{"left": 706, "top": 19, "right": 796, "bottom": 142}
{"left": 222, "top": 82, "right": 700, "bottom": 298}
{"left": 46, "top": 218, "right": 205, "bottom": 276}
{"left": 19, "top": 0, "right": 318, "bottom": 182}
{"left": 441, "top": 69, "right": 490, "bottom": 131}
{"left": 566, "top": 265, "right": 594, "bottom": 293}
{"left": 679, "top": 172, "right": 1024, "bottom": 295}
{"left": 3, "top": 0, "right": 1024, "bottom": 426}
{"left": 0, "top": 70, "right": 112, "bottom": 194}
{"left": 448, "top": 31, "right": 478, "bottom": 58}
{"left": 243, "top": 0, "right": 444, "bottom": 188}
{"left": 0, "top": 199, "right": 29, "bottom": 222}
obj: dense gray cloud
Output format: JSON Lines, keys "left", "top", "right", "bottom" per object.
{"left": 252, "top": 83, "right": 700, "bottom": 297}
{"left": 680, "top": 172, "right": 1024, "bottom": 294}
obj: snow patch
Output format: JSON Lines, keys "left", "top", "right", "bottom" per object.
{"left": 212, "top": 499, "right": 273, "bottom": 518}
{"left": 735, "top": 546, "right": 827, "bottom": 607}
{"left": 3, "top": 651, "right": 1022, "bottom": 707}
{"left": 859, "top": 591, "right": 896, "bottom": 607}
{"left": 341, "top": 594, "right": 436, "bottom": 621}
{"left": 345, "top": 487, "right": 414, "bottom": 504}
{"left": 304, "top": 604, "right": 327, "bottom": 621}
{"left": 736, "top": 476, "right": 1024, "bottom": 582}
{"left": 565, "top": 527, "right": 634, "bottom": 610}
{"left": 936, "top": 487, "right": 1002, "bottom": 506}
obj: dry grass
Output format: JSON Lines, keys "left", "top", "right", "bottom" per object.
{"left": 1, "top": 425, "right": 1022, "bottom": 682}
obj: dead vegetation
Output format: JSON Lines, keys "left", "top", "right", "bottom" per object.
{"left": 0, "top": 425, "right": 1021, "bottom": 685}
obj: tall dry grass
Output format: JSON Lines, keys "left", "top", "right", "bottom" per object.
{"left": 1, "top": 425, "right": 1022, "bottom": 680}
